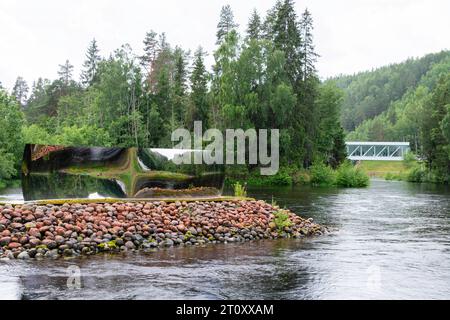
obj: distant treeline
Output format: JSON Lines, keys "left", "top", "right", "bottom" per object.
{"left": 0, "top": 0, "right": 348, "bottom": 188}
{"left": 333, "top": 51, "right": 450, "bottom": 183}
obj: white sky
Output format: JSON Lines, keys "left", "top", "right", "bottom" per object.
{"left": 0, "top": 0, "right": 449, "bottom": 90}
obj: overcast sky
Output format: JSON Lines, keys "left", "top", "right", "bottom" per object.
{"left": 0, "top": 0, "right": 449, "bottom": 90}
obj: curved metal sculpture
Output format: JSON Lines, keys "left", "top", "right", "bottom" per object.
{"left": 21, "top": 144, "right": 225, "bottom": 201}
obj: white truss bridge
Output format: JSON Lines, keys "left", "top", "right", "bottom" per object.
{"left": 345, "top": 141, "right": 410, "bottom": 161}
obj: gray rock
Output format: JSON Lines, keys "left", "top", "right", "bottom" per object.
{"left": 125, "top": 241, "right": 135, "bottom": 249}
{"left": 34, "top": 252, "right": 44, "bottom": 259}
{"left": 162, "top": 239, "right": 174, "bottom": 247}
{"left": 17, "top": 251, "right": 30, "bottom": 260}
{"left": 44, "top": 249, "right": 59, "bottom": 258}
{"left": 188, "top": 227, "right": 198, "bottom": 236}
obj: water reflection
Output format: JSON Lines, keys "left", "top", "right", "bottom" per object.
{"left": 21, "top": 144, "right": 225, "bottom": 201}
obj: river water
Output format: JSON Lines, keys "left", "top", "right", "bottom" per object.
{"left": 0, "top": 179, "right": 449, "bottom": 299}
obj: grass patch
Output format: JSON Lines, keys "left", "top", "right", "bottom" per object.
{"left": 273, "top": 210, "right": 293, "bottom": 232}
{"left": 357, "top": 160, "right": 409, "bottom": 178}
{"left": 233, "top": 181, "right": 247, "bottom": 197}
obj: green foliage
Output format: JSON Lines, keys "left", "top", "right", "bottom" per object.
{"left": 98, "top": 239, "right": 118, "bottom": 250}
{"left": 273, "top": 210, "right": 293, "bottom": 232}
{"left": 343, "top": 52, "right": 450, "bottom": 184}
{"left": 403, "top": 151, "right": 417, "bottom": 169}
{"left": 266, "top": 171, "right": 293, "bottom": 186}
{"left": 309, "top": 161, "right": 336, "bottom": 186}
{"left": 334, "top": 50, "right": 450, "bottom": 131}
{"left": 0, "top": 90, "right": 24, "bottom": 188}
{"left": 0, "top": 151, "right": 16, "bottom": 189}
{"left": 233, "top": 181, "right": 247, "bottom": 197}
{"left": 335, "top": 161, "right": 370, "bottom": 187}
{"left": 0, "top": 2, "right": 389, "bottom": 189}
{"left": 384, "top": 172, "right": 402, "bottom": 181}
{"left": 405, "top": 165, "right": 426, "bottom": 183}
{"left": 183, "top": 230, "right": 194, "bottom": 241}
{"left": 55, "top": 125, "right": 112, "bottom": 147}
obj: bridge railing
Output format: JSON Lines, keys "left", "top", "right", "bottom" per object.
{"left": 345, "top": 141, "right": 410, "bottom": 161}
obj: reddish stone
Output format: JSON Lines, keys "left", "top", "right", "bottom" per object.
{"left": 28, "top": 228, "right": 41, "bottom": 238}
{"left": 8, "top": 242, "right": 21, "bottom": 249}
{"left": 0, "top": 236, "right": 11, "bottom": 246}
{"left": 99, "top": 221, "right": 111, "bottom": 228}
{"left": 29, "top": 238, "right": 41, "bottom": 247}
{"left": 1, "top": 229, "right": 11, "bottom": 237}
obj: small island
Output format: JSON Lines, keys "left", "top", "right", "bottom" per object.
{"left": 0, "top": 198, "right": 325, "bottom": 259}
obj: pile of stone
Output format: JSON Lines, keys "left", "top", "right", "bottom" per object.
{"left": 0, "top": 199, "right": 325, "bottom": 259}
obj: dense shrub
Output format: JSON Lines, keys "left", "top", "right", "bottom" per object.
{"left": 309, "top": 161, "right": 336, "bottom": 186}
{"left": 266, "top": 171, "right": 293, "bottom": 185}
{"left": 335, "top": 161, "right": 370, "bottom": 187}
{"left": 405, "top": 165, "right": 426, "bottom": 182}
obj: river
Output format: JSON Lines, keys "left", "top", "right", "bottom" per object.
{"left": 0, "top": 179, "right": 449, "bottom": 299}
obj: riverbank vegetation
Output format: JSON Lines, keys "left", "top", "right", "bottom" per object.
{"left": 334, "top": 51, "right": 450, "bottom": 183}
{"left": 1, "top": 0, "right": 449, "bottom": 189}
{"left": 226, "top": 160, "right": 369, "bottom": 188}
{"left": 0, "top": 0, "right": 348, "bottom": 190}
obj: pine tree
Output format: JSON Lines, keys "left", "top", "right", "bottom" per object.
{"left": 140, "top": 30, "right": 160, "bottom": 91}
{"left": 140, "top": 30, "right": 159, "bottom": 71}
{"left": 58, "top": 60, "right": 74, "bottom": 87}
{"left": 247, "top": 9, "right": 262, "bottom": 40}
{"left": 216, "top": 4, "right": 239, "bottom": 44}
{"left": 300, "top": 9, "right": 319, "bottom": 80}
{"left": 12, "top": 76, "right": 29, "bottom": 107}
{"left": 81, "top": 39, "right": 101, "bottom": 86}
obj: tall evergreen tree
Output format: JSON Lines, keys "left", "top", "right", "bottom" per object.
{"left": 300, "top": 9, "right": 319, "bottom": 80}
{"left": 188, "top": 47, "right": 209, "bottom": 129}
{"left": 269, "top": 0, "right": 303, "bottom": 86}
{"left": 140, "top": 30, "right": 160, "bottom": 91}
{"left": 246, "top": 9, "right": 262, "bottom": 40}
{"left": 140, "top": 30, "right": 159, "bottom": 70}
{"left": 58, "top": 60, "right": 74, "bottom": 87}
{"left": 12, "top": 76, "right": 29, "bottom": 107}
{"left": 172, "top": 47, "right": 189, "bottom": 125}
{"left": 81, "top": 39, "right": 101, "bottom": 86}
{"left": 173, "top": 47, "right": 189, "bottom": 97}
{"left": 216, "top": 4, "right": 239, "bottom": 44}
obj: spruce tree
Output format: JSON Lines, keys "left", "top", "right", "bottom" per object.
{"left": 188, "top": 47, "right": 209, "bottom": 128}
{"left": 247, "top": 9, "right": 262, "bottom": 40}
{"left": 300, "top": 9, "right": 319, "bottom": 80}
{"left": 270, "top": 0, "right": 303, "bottom": 87}
{"left": 58, "top": 60, "right": 74, "bottom": 87}
{"left": 216, "top": 4, "right": 239, "bottom": 44}
{"left": 173, "top": 47, "right": 189, "bottom": 97}
{"left": 81, "top": 38, "right": 101, "bottom": 86}
{"left": 12, "top": 76, "right": 29, "bottom": 107}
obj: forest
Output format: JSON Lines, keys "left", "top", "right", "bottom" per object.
{"left": 0, "top": 0, "right": 347, "bottom": 189}
{"left": 334, "top": 51, "right": 450, "bottom": 183}
{"left": 1, "top": 0, "right": 449, "bottom": 189}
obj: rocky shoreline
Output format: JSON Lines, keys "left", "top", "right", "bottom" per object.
{"left": 0, "top": 199, "right": 325, "bottom": 260}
